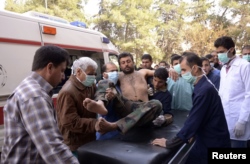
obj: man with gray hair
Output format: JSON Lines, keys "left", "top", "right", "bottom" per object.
{"left": 56, "top": 57, "right": 101, "bottom": 158}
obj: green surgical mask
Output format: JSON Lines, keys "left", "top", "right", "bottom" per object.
{"left": 173, "top": 64, "right": 181, "bottom": 74}
{"left": 181, "top": 66, "right": 201, "bottom": 84}
{"left": 182, "top": 71, "right": 197, "bottom": 84}
{"left": 218, "top": 49, "right": 230, "bottom": 64}
{"left": 80, "top": 69, "right": 96, "bottom": 87}
{"left": 82, "top": 75, "right": 96, "bottom": 87}
{"left": 242, "top": 54, "right": 250, "bottom": 62}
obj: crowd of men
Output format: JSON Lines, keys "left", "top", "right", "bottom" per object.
{"left": 1, "top": 36, "right": 249, "bottom": 164}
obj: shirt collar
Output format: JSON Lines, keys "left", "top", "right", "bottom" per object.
{"left": 70, "top": 75, "right": 89, "bottom": 90}
{"left": 31, "top": 72, "right": 53, "bottom": 96}
{"left": 225, "top": 56, "right": 236, "bottom": 66}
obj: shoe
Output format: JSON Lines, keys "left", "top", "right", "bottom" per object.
{"left": 162, "top": 114, "right": 173, "bottom": 126}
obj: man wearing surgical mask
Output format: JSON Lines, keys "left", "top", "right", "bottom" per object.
{"left": 242, "top": 45, "right": 250, "bottom": 62}
{"left": 95, "top": 62, "right": 121, "bottom": 140}
{"left": 83, "top": 61, "right": 162, "bottom": 135}
{"left": 152, "top": 52, "right": 230, "bottom": 164}
{"left": 56, "top": 57, "right": 100, "bottom": 158}
{"left": 214, "top": 36, "right": 250, "bottom": 148}
{"left": 167, "top": 54, "right": 193, "bottom": 111}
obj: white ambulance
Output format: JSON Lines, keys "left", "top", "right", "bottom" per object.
{"left": 0, "top": 10, "right": 119, "bottom": 151}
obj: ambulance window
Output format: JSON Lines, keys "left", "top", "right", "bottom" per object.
{"left": 109, "top": 54, "right": 119, "bottom": 71}
{"left": 52, "top": 55, "right": 77, "bottom": 94}
{"left": 52, "top": 50, "right": 104, "bottom": 94}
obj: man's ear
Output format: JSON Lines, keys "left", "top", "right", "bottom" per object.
{"left": 47, "top": 62, "right": 54, "bottom": 73}
{"left": 194, "top": 65, "right": 199, "bottom": 73}
{"left": 229, "top": 47, "right": 235, "bottom": 54}
{"left": 75, "top": 68, "right": 82, "bottom": 77}
{"left": 102, "top": 72, "right": 107, "bottom": 78}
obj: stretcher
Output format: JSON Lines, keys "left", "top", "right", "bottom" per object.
{"left": 77, "top": 110, "right": 194, "bottom": 164}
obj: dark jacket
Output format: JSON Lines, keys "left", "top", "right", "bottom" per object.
{"left": 56, "top": 75, "right": 97, "bottom": 151}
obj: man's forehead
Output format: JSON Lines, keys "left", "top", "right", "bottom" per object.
{"left": 180, "top": 58, "right": 188, "bottom": 67}
{"left": 142, "top": 59, "right": 151, "bottom": 62}
{"left": 106, "top": 64, "right": 118, "bottom": 70}
{"left": 202, "top": 60, "right": 210, "bottom": 65}
{"left": 120, "top": 56, "right": 132, "bottom": 61}
{"left": 173, "top": 60, "right": 179, "bottom": 63}
{"left": 216, "top": 46, "right": 228, "bottom": 52}
{"left": 153, "top": 76, "right": 165, "bottom": 82}
{"left": 211, "top": 51, "right": 217, "bottom": 55}
{"left": 242, "top": 49, "right": 250, "bottom": 54}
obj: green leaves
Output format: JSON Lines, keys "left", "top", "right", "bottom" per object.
{"left": 5, "top": 0, "right": 250, "bottom": 63}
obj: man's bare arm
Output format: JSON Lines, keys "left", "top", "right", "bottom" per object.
{"left": 138, "top": 68, "right": 154, "bottom": 77}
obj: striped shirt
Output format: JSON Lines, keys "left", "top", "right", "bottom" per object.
{"left": 1, "top": 72, "right": 79, "bottom": 164}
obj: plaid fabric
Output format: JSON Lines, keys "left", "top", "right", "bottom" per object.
{"left": 1, "top": 72, "right": 79, "bottom": 164}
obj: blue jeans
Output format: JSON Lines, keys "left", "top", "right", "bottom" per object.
{"left": 231, "top": 139, "right": 247, "bottom": 148}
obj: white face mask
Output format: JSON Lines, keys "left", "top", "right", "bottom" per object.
{"left": 105, "top": 71, "right": 119, "bottom": 84}
{"left": 210, "top": 63, "right": 214, "bottom": 68}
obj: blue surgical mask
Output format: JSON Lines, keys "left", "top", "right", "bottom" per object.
{"left": 173, "top": 64, "right": 181, "bottom": 74}
{"left": 107, "top": 71, "right": 119, "bottom": 84}
{"left": 218, "top": 50, "right": 230, "bottom": 64}
{"left": 242, "top": 54, "right": 250, "bottom": 62}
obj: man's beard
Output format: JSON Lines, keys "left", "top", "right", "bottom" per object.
{"left": 122, "top": 66, "right": 134, "bottom": 74}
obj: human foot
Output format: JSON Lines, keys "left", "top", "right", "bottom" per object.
{"left": 99, "top": 118, "right": 118, "bottom": 134}
{"left": 83, "top": 98, "right": 108, "bottom": 115}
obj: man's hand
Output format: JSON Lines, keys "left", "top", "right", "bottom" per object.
{"left": 95, "top": 117, "right": 103, "bottom": 132}
{"left": 153, "top": 114, "right": 173, "bottom": 127}
{"left": 168, "top": 68, "right": 179, "bottom": 81}
{"left": 151, "top": 138, "right": 167, "bottom": 147}
{"left": 105, "top": 88, "right": 116, "bottom": 100}
{"left": 147, "top": 84, "right": 154, "bottom": 96}
{"left": 234, "top": 122, "right": 246, "bottom": 138}
{"left": 82, "top": 98, "right": 92, "bottom": 109}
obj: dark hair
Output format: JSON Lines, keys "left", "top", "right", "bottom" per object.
{"left": 141, "top": 54, "right": 152, "bottom": 62}
{"left": 242, "top": 45, "right": 250, "bottom": 51}
{"left": 171, "top": 54, "right": 182, "bottom": 65}
{"left": 101, "top": 62, "right": 116, "bottom": 73}
{"left": 154, "top": 67, "right": 169, "bottom": 81}
{"left": 214, "top": 36, "right": 236, "bottom": 55}
{"left": 180, "top": 52, "right": 202, "bottom": 67}
{"left": 205, "top": 54, "right": 213, "bottom": 59}
{"left": 32, "top": 45, "right": 69, "bottom": 71}
{"left": 170, "top": 54, "right": 179, "bottom": 58}
{"left": 200, "top": 57, "right": 209, "bottom": 63}
{"left": 118, "top": 52, "right": 134, "bottom": 65}
{"left": 159, "top": 61, "right": 167, "bottom": 65}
